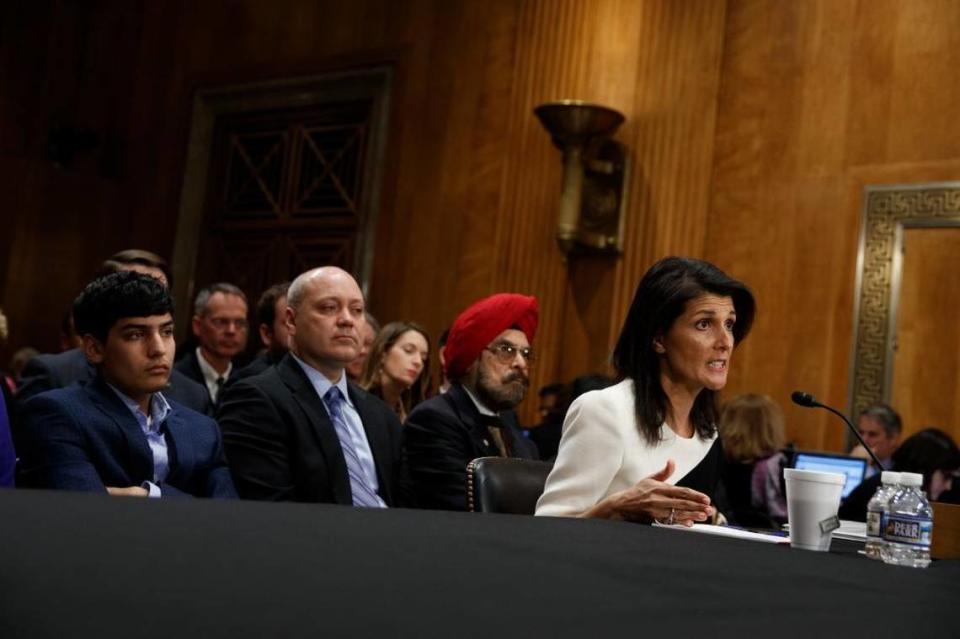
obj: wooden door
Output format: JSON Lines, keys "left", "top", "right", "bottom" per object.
{"left": 891, "top": 226, "right": 960, "bottom": 441}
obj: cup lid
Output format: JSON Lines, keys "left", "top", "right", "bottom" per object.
{"left": 784, "top": 468, "right": 846, "bottom": 484}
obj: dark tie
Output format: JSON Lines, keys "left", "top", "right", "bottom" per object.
{"left": 212, "top": 376, "right": 225, "bottom": 403}
{"left": 323, "top": 387, "right": 386, "bottom": 508}
{"left": 481, "top": 414, "right": 513, "bottom": 458}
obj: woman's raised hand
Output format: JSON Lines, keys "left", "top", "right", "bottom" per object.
{"left": 583, "top": 459, "right": 715, "bottom": 525}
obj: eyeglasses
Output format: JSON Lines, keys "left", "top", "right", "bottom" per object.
{"left": 208, "top": 317, "right": 248, "bottom": 330}
{"left": 485, "top": 342, "right": 536, "bottom": 365}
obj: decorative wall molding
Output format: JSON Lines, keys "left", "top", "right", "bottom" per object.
{"left": 850, "top": 183, "right": 960, "bottom": 416}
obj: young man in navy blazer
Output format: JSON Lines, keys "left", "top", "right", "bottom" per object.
{"left": 17, "top": 271, "right": 236, "bottom": 498}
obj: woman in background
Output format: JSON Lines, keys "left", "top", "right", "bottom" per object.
{"left": 840, "top": 428, "right": 960, "bottom": 521}
{"left": 537, "top": 257, "right": 755, "bottom": 525}
{"left": 360, "top": 321, "right": 431, "bottom": 422}
{"left": 718, "top": 394, "right": 788, "bottom": 528}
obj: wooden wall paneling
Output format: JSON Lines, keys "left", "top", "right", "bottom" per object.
{"left": 491, "top": 0, "right": 648, "bottom": 420}
{"left": 707, "top": 0, "right": 960, "bottom": 452}
{"left": 891, "top": 227, "right": 960, "bottom": 443}
{"left": 6, "top": 0, "right": 960, "bottom": 451}
{"left": 367, "top": 0, "right": 524, "bottom": 379}
{"left": 609, "top": 0, "right": 728, "bottom": 344}
{"left": 495, "top": 0, "right": 602, "bottom": 416}
{"left": 885, "top": 0, "right": 960, "bottom": 163}
{"left": 707, "top": 0, "right": 865, "bottom": 452}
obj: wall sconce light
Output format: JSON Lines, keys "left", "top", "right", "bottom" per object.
{"left": 534, "top": 100, "right": 627, "bottom": 255}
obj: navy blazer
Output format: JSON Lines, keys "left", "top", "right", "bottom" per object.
{"left": 18, "top": 347, "right": 211, "bottom": 415}
{"left": 17, "top": 377, "right": 236, "bottom": 498}
{"left": 217, "top": 353, "right": 404, "bottom": 505}
{"left": 403, "top": 383, "right": 539, "bottom": 511}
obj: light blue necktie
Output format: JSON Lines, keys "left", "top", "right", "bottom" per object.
{"left": 323, "top": 387, "right": 386, "bottom": 508}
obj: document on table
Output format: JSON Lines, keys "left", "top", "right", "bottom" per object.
{"left": 653, "top": 522, "right": 790, "bottom": 544}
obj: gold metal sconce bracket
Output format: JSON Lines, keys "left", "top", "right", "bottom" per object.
{"left": 534, "top": 100, "right": 627, "bottom": 256}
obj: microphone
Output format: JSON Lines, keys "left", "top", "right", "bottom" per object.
{"left": 790, "top": 391, "right": 883, "bottom": 468}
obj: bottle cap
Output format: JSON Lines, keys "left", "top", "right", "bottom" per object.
{"left": 900, "top": 472, "right": 923, "bottom": 487}
{"left": 880, "top": 471, "right": 901, "bottom": 485}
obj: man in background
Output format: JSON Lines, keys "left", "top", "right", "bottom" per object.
{"left": 175, "top": 283, "right": 248, "bottom": 405}
{"left": 232, "top": 282, "right": 291, "bottom": 383}
{"left": 522, "top": 382, "right": 566, "bottom": 462}
{"left": 345, "top": 311, "right": 379, "bottom": 382}
{"left": 851, "top": 403, "right": 902, "bottom": 478}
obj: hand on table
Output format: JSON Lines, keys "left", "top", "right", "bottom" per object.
{"left": 591, "top": 459, "right": 714, "bottom": 526}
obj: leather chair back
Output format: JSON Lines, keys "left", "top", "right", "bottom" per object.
{"left": 467, "top": 456, "right": 553, "bottom": 514}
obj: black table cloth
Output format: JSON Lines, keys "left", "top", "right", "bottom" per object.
{"left": 0, "top": 489, "right": 956, "bottom": 637}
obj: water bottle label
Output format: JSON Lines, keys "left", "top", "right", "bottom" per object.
{"left": 882, "top": 514, "right": 932, "bottom": 546}
{"left": 866, "top": 511, "right": 882, "bottom": 538}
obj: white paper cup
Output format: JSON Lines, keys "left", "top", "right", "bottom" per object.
{"left": 784, "top": 468, "right": 846, "bottom": 551}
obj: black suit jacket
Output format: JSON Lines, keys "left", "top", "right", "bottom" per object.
{"left": 403, "top": 383, "right": 539, "bottom": 511}
{"left": 229, "top": 351, "right": 281, "bottom": 385}
{"left": 173, "top": 349, "right": 207, "bottom": 390}
{"left": 17, "top": 376, "right": 236, "bottom": 498}
{"left": 18, "top": 348, "right": 211, "bottom": 415}
{"left": 217, "top": 354, "right": 404, "bottom": 505}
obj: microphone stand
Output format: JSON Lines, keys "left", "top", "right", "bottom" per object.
{"left": 791, "top": 392, "right": 884, "bottom": 468}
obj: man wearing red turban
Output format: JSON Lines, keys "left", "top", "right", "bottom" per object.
{"left": 403, "top": 293, "right": 541, "bottom": 511}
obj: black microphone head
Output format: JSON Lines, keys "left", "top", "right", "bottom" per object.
{"left": 791, "top": 391, "right": 817, "bottom": 407}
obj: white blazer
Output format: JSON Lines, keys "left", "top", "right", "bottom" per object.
{"left": 536, "top": 379, "right": 717, "bottom": 517}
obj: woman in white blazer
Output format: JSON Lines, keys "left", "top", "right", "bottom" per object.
{"left": 536, "top": 257, "right": 755, "bottom": 525}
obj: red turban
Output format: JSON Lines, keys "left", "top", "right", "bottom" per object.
{"left": 444, "top": 293, "right": 539, "bottom": 379}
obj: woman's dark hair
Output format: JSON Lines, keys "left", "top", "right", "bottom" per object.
{"left": 359, "top": 321, "right": 432, "bottom": 416}
{"left": 612, "top": 256, "right": 756, "bottom": 444}
{"left": 73, "top": 271, "right": 173, "bottom": 343}
{"left": 892, "top": 428, "right": 960, "bottom": 493}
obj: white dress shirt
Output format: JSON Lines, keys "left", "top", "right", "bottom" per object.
{"left": 196, "top": 347, "right": 232, "bottom": 403}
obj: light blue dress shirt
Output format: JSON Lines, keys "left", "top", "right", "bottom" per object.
{"left": 291, "top": 354, "right": 381, "bottom": 495}
{"left": 108, "top": 385, "right": 171, "bottom": 498}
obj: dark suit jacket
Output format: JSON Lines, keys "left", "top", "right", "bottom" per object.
{"left": 17, "top": 377, "right": 236, "bottom": 498}
{"left": 18, "top": 348, "right": 211, "bottom": 415}
{"left": 174, "top": 349, "right": 208, "bottom": 391}
{"left": 229, "top": 351, "right": 282, "bottom": 385}
{"left": 217, "top": 354, "right": 404, "bottom": 505}
{"left": 403, "top": 383, "right": 539, "bottom": 511}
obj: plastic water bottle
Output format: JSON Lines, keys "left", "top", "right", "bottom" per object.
{"left": 865, "top": 471, "right": 900, "bottom": 560}
{"left": 880, "top": 472, "right": 933, "bottom": 568}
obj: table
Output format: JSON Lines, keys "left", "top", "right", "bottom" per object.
{"left": 1, "top": 490, "right": 956, "bottom": 637}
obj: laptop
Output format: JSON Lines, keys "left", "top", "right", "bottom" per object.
{"left": 790, "top": 451, "right": 868, "bottom": 500}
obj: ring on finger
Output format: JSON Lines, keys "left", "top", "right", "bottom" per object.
{"left": 667, "top": 507, "right": 675, "bottom": 525}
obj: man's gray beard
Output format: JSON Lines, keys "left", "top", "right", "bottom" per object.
{"left": 475, "top": 364, "right": 528, "bottom": 411}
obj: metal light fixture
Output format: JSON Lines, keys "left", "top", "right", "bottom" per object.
{"left": 534, "top": 100, "right": 627, "bottom": 255}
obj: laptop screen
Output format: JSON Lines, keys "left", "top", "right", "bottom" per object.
{"left": 792, "top": 452, "right": 868, "bottom": 499}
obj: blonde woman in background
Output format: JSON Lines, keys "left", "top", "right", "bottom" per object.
{"left": 360, "top": 321, "right": 431, "bottom": 422}
{"left": 718, "top": 393, "right": 788, "bottom": 528}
